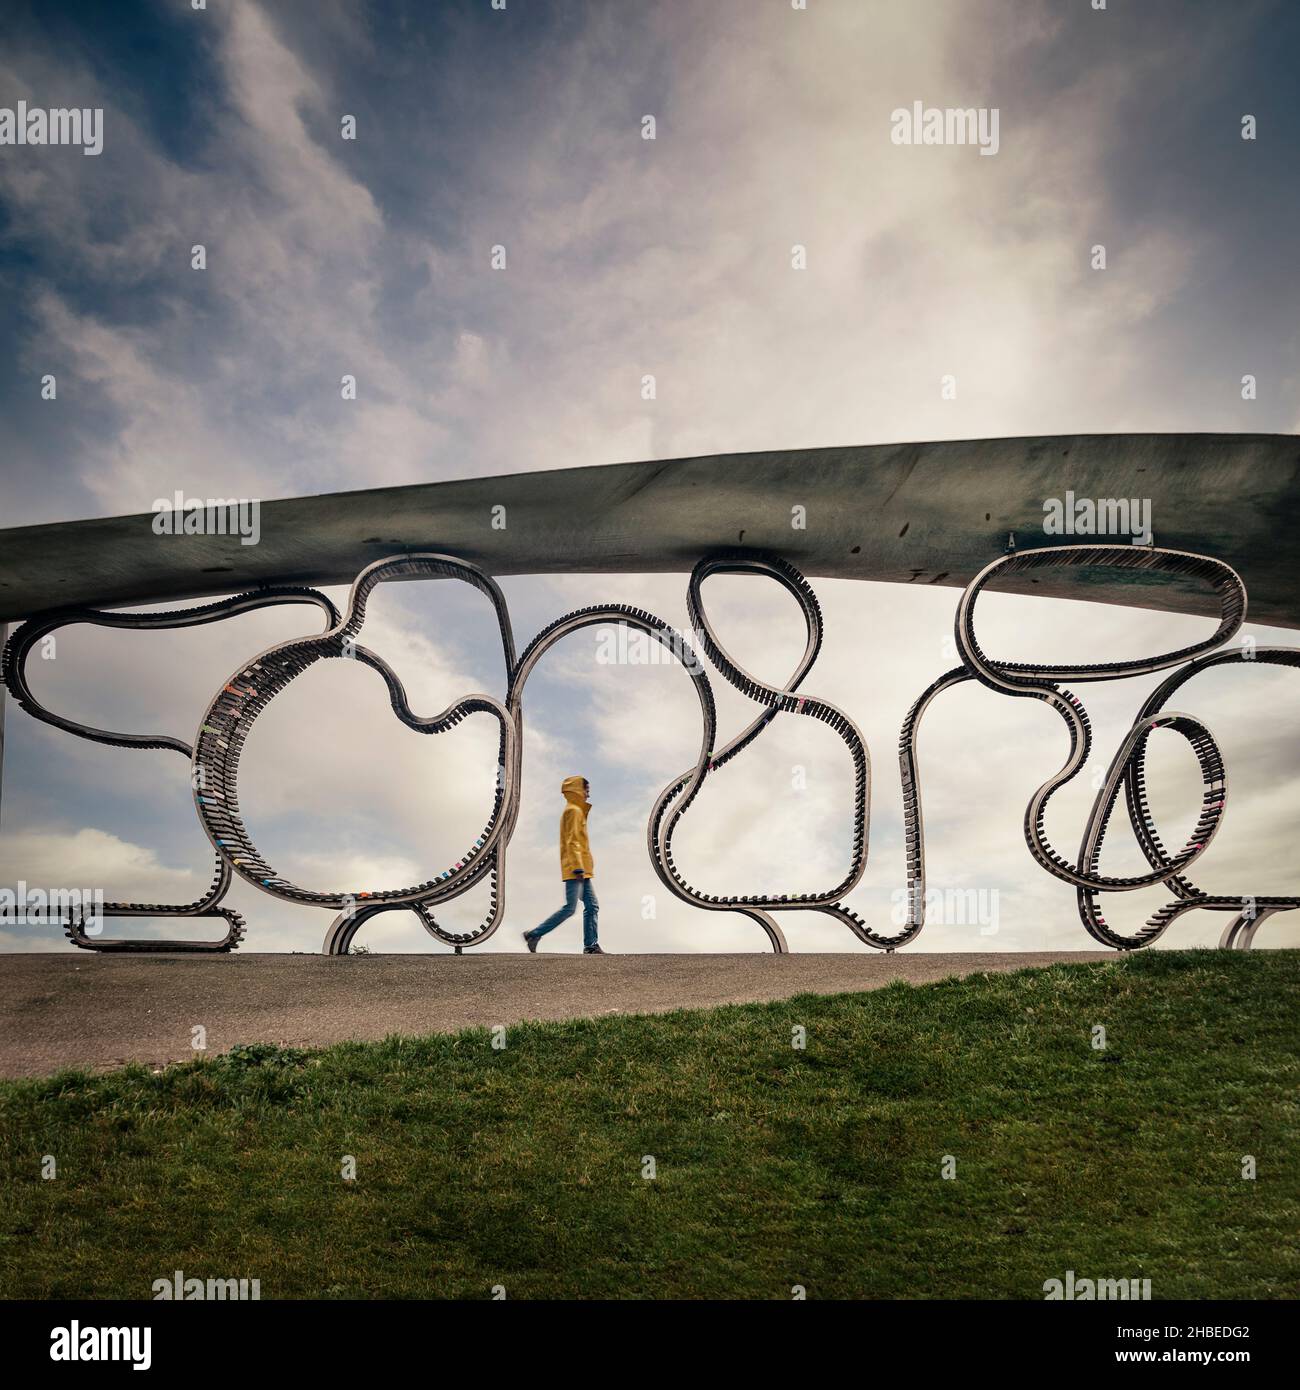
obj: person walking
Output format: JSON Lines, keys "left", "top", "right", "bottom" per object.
{"left": 523, "top": 775, "right": 603, "bottom": 954}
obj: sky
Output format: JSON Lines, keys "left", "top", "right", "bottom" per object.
{"left": 1, "top": 0, "right": 1298, "bottom": 955}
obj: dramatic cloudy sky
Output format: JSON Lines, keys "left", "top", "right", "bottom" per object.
{"left": 2, "top": 0, "right": 1298, "bottom": 955}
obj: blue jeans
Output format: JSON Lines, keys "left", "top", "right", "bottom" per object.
{"left": 532, "top": 877, "right": 599, "bottom": 949}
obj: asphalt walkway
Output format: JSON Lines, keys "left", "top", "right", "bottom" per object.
{"left": 0, "top": 951, "right": 1108, "bottom": 1077}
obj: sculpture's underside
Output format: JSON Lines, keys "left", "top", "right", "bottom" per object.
{"left": 2, "top": 434, "right": 1299, "bottom": 627}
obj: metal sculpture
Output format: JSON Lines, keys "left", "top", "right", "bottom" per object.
{"left": 2, "top": 543, "right": 1296, "bottom": 954}
{"left": 950, "top": 545, "right": 1294, "bottom": 949}
{"left": 0, "top": 588, "right": 338, "bottom": 949}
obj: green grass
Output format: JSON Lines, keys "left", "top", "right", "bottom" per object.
{"left": 1, "top": 951, "right": 1297, "bottom": 1299}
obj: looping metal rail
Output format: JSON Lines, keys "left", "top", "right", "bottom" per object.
{"left": 2, "top": 544, "right": 1295, "bottom": 954}
{"left": 951, "top": 545, "right": 1297, "bottom": 948}
{"left": 0, "top": 588, "right": 339, "bottom": 950}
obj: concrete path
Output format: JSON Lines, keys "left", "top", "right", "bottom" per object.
{"left": 0, "top": 951, "right": 1109, "bottom": 1078}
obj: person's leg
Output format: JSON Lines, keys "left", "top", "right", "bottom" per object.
{"left": 530, "top": 878, "right": 580, "bottom": 940}
{"left": 581, "top": 878, "right": 599, "bottom": 950}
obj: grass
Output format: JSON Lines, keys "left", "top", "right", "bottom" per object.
{"left": 1, "top": 951, "right": 1297, "bottom": 1299}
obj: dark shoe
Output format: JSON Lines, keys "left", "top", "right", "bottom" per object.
{"left": 523, "top": 932, "right": 539, "bottom": 953}
{"left": 584, "top": 945, "right": 604, "bottom": 954}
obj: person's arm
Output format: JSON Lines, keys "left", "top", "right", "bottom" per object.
{"left": 560, "top": 806, "right": 584, "bottom": 878}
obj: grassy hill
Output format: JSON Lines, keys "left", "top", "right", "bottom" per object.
{"left": 1, "top": 951, "right": 1297, "bottom": 1299}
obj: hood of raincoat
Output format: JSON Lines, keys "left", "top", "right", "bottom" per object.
{"left": 561, "top": 775, "right": 590, "bottom": 810}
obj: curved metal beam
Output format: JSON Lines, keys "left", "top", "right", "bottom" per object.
{"left": 1, "top": 434, "right": 1297, "bottom": 626}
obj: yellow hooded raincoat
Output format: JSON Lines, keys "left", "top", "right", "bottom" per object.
{"left": 559, "top": 775, "right": 594, "bottom": 880}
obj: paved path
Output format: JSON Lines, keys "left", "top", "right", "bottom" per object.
{"left": 0, "top": 951, "right": 1109, "bottom": 1078}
